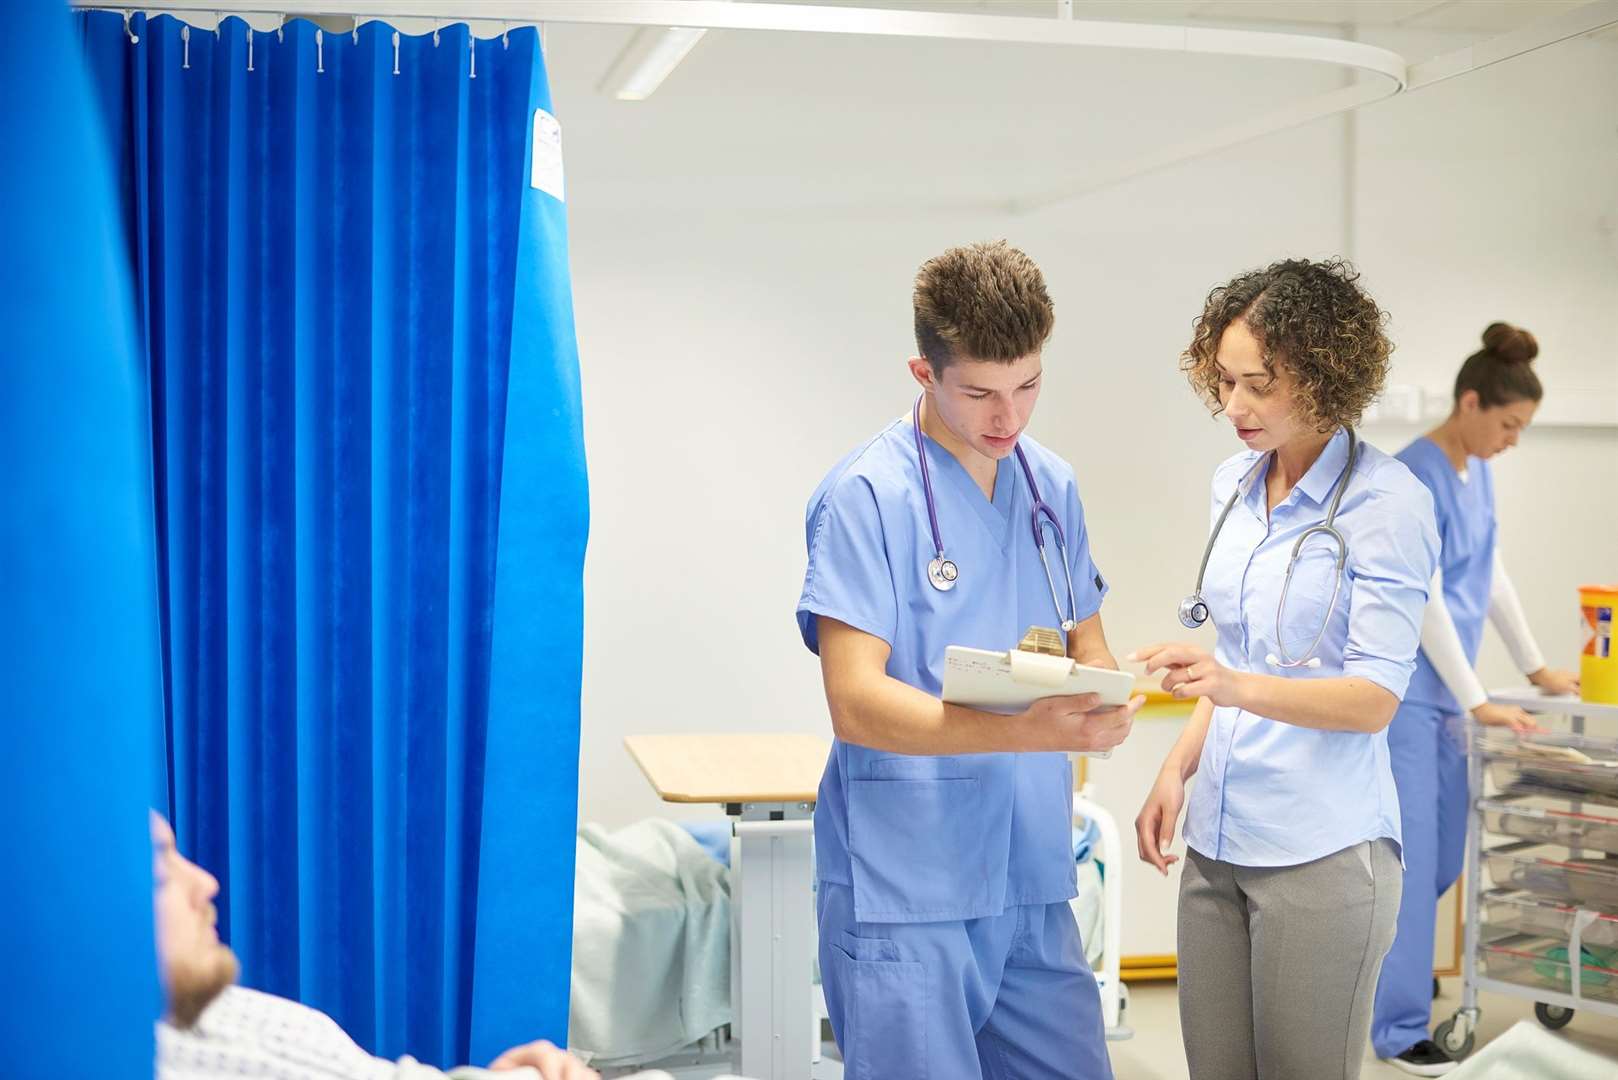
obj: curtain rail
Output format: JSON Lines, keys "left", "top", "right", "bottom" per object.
{"left": 73, "top": 1, "right": 1618, "bottom": 211}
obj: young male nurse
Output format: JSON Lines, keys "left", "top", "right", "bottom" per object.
{"left": 797, "top": 240, "right": 1141, "bottom": 1078}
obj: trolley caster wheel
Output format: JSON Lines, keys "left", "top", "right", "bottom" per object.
{"left": 1432, "top": 976, "right": 1441, "bottom": 1000}
{"left": 1434, "top": 1017, "right": 1475, "bottom": 1060}
{"left": 1535, "top": 1002, "right": 1574, "bottom": 1030}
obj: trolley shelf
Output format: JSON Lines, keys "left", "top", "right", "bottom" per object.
{"left": 1484, "top": 843, "right": 1618, "bottom": 907}
{"left": 1480, "top": 798, "right": 1618, "bottom": 854}
{"left": 1476, "top": 729, "right": 1618, "bottom": 800}
{"left": 1477, "top": 932, "right": 1618, "bottom": 1006}
{"left": 1438, "top": 695, "right": 1618, "bottom": 1060}
{"left": 1482, "top": 890, "right": 1618, "bottom": 949}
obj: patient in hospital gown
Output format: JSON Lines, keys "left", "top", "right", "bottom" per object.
{"left": 149, "top": 812, "right": 598, "bottom": 1080}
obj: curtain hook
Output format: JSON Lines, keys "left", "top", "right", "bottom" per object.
{"left": 247, "top": 27, "right": 254, "bottom": 72}
{"left": 215, "top": 12, "right": 221, "bottom": 40}
{"left": 433, "top": 23, "right": 441, "bottom": 48}
{"left": 469, "top": 32, "right": 476, "bottom": 79}
{"left": 277, "top": 15, "right": 284, "bottom": 44}
{"left": 181, "top": 24, "right": 191, "bottom": 69}
{"left": 315, "top": 28, "right": 324, "bottom": 74}
{"left": 353, "top": 24, "right": 359, "bottom": 45}
{"left": 392, "top": 30, "right": 400, "bottom": 76}
{"left": 502, "top": 23, "right": 510, "bottom": 50}
{"left": 123, "top": 11, "right": 139, "bottom": 44}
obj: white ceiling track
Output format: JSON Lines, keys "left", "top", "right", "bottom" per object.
{"left": 75, "top": 0, "right": 1407, "bottom": 78}
{"left": 73, "top": 1, "right": 1618, "bottom": 211}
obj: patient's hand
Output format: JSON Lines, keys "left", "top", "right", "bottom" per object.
{"left": 489, "top": 1039, "right": 599, "bottom": 1080}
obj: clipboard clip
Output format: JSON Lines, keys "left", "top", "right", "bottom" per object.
{"left": 1017, "top": 626, "right": 1067, "bottom": 658}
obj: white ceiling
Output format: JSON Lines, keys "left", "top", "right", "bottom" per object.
{"left": 752, "top": 1, "right": 1595, "bottom": 35}
{"left": 544, "top": 1, "right": 1617, "bottom": 213}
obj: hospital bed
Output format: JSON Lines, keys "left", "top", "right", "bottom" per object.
{"left": 617, "top": 733, "right": 1130, "bottom": 1080}
{"left": 1074, "top": 788, "right": 1131, "bottom": 1039}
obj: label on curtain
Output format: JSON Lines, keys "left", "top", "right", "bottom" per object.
{"left": 532, "top": 109, "right": 565, "bottom": 202}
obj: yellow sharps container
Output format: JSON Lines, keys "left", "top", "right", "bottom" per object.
{"left": 1581, "top": 584, "right": 1618, "bottom": 705}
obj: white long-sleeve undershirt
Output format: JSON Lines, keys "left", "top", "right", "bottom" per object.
{"left": 1419, "top": 548, "right": 1545, "bottom": 713}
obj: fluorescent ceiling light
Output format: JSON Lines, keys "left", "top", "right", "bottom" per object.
{"left": 600, "top": 25, "right": 707, "bottom": 101}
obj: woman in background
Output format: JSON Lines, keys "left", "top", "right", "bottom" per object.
{"left": 1371, "top": 323, "right": 1580, "bottom": 1076}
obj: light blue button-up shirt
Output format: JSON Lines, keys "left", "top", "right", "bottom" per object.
{"left": 1182, "top": 428, "right": 1439, "bottom": 867}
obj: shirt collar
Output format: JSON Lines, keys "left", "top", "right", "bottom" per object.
{"left": 1234, "top": 451, "right": 1266, "bottom": 502}
{"left": 1293, "top": 426, "right": 1353, "bottom": 506}
{"left": 1234, "top": 427, "right": 1352, "bottom": 507}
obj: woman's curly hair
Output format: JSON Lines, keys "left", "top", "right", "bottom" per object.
{"left": 1182, "top": 258, "right": 1392, "bottom": 432}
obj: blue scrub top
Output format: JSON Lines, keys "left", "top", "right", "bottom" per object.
{"left": 1397, "top": 437, "right": 1497, "bottom": 715}
{"left": 797, "top": 414, "right": 1107, "bottom": 923}
{"left": 1182, "top": 429, "right": 1439, "bottom": 868}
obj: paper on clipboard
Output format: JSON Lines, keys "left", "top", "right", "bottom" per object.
{"left": 943, "top": 645, "right": 1134, "bottom": 758}
{"left": 943, "top": 644, "right": 1135, "bottom": 711}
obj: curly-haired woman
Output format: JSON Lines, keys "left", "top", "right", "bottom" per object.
{"left": 1130, "top": 259, "right": 1440, "bottom": 1080}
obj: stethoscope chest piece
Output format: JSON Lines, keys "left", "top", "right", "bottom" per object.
{"left": 1177, "top": 429, "right": 1361, "bottom": 668}
{"left": 1178, "top": 594, "right": 1210, "bottom": 629}
{"left": 911, "top": 396, "right": 1077, "bottom": 623}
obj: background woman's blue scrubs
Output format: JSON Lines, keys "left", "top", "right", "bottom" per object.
{"left": 797, "top": 414, "right": 1112, "bottom": 1079}
{"left": 1371, "top": 438, "right": 1497, "bottom": 1059}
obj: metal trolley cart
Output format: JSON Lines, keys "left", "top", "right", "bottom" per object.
{"left": 1437, "top": 690, "right": 1618, "bottom": 1059}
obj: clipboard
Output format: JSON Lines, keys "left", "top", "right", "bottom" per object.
{"left": 941, "top": 628, "right": 1135, "bottom": 758}
{"left": 942, "top": 646, "right": 1135, "bottom": 713}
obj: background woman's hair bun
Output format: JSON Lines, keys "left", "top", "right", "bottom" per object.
{"left": 1481, "top": 321, "right": 1538, "bottom": 365}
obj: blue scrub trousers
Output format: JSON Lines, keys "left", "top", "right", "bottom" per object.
{"left": 1372, "top": 703, "right": 1468, "bottom": 1058}
{"left": 817, "top": 880, "right": 1113, "bottom": 1080}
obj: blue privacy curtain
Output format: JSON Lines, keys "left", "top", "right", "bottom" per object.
{"left": 79, "top": 11, "right": 588, "bottom": 1067}
{"left": 1, "top": 4, "right": 163, "bottom": 1074}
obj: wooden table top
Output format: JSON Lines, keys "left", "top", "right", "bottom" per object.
{"left": 624, "top": 733, "right": 831, "bottom": 804}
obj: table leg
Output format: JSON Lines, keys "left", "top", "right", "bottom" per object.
{"left": 731, "top": 802, "right": 815, "bottom": 1080}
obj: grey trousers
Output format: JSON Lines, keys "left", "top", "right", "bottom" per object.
{"left": 1177, "top": 840, "right": 1402, "bottom": 1080}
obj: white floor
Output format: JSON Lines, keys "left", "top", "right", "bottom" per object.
{"left": 634, "top": 978, "right": 1617, "bottom": 1079}
{"left": 1109, "top": 979, "right": 1618, "bottom": 1079}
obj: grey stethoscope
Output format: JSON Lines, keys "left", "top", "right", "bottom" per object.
{"left": 1178, "top": 428, "right": 1360, "bottom": 670}
{"left": 913, "top": 396, "right": 1080, "bottom": 632}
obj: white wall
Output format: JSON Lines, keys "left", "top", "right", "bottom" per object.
{"left": 551, "top": 18, "right": 1618, "bottom": 957}
{"left": 1351, "top": 27, "right": 1618, "bottom": 687}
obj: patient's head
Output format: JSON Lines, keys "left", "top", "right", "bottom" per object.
{"left": 151, "top": 811, "right": 238, "bottom": 1028}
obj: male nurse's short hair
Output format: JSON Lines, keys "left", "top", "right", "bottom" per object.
{"left": 913, "top": 240, "right": 1054, "bottom": 370}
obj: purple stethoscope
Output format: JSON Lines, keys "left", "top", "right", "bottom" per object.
{"left": 912, "top": 396, "right": 1079, "bottom": 632}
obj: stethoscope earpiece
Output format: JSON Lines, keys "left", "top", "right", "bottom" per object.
{"left": 1265, "top": 653, "right": 1323, "bottom": 670}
